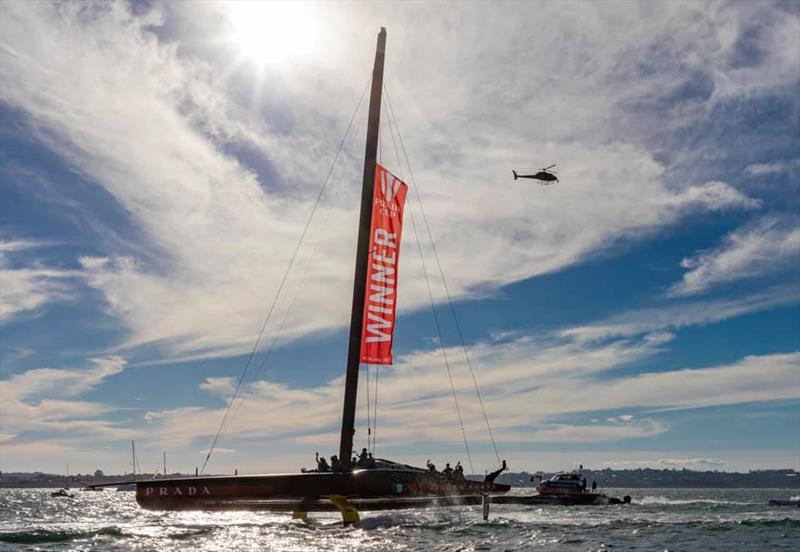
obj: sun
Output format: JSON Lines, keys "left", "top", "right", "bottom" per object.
{"left": 227, "top": 1, "right": 317, "bottom": 66}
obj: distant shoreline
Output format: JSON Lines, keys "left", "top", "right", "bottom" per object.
{"left": 493, "top": 468, "right": 800, "bottom": 489}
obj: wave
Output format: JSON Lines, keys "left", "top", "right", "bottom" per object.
{"left": 0, "top": 526, "right": 122, "bottom": 544}
{"left": 737, "top": 518, "right": 800, "bottom": 528}
{"left": 636, "top": 496, "right": 756, "bottom": 506}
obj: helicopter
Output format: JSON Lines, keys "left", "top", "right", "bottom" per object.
{"left": 512, "top": 164, "right": 558, "bottom": 184}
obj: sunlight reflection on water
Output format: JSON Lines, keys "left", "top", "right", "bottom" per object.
{"left": 0, "top": 488, "right": 798, "bottom": 551}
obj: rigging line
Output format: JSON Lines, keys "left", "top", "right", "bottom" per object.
{"left": 372, "top": 364, "right": 379, "bottom": 454}
{"left": 201, "top": 77, "right": 371, "bottom": 473}
{"left": 216, "top": 76, "right": 370, "bottom": 444}
{"left": 365, "top": 363, "right": 371, "bottom": 452}
{"left": 384, "top": 85, "right": 501, "bottom": 466}
{"left": 383, "top": 93, "right": 404, "bottom": 180}
{"left": 405, "top": 191, "right": 473, "bottom": 475}
{"left": 382, "top": 88, "right": 473, "bottom": 472}
{"left": 218, "top": 77, "right": 370, "bottom": 440}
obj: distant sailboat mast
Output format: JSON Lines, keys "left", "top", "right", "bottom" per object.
{"left": 131, "top": 440, "right": 137, "bottom": 476}
{"left": 339, "top": 27, "right": 387, "bottom": 469}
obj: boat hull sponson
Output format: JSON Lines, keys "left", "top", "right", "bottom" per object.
{"left": 136, "top": 469, "right": 510, "bottom": 511}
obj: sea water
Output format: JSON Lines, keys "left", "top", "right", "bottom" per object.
{"left": 1, "top": 488, "right": 798, "bottom": 550}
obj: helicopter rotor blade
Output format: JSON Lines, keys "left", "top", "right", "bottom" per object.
{"left": 543, "top": 164, "right": 557, "bottom": 170}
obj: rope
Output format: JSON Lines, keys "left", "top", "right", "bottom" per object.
{"left": 365, "top": 364, "right": 371, "bottom": 452}
{"left": 383, "top": 97, "right": 474, "bottom": 474}
{"left": 220, "top": 75, "right": 369, "bottom": 449}
{"left": 219, "top": 93, "right": 366, "bottom": 441}
{"left": 405, "top": 187, "right": 474, "bottom": 475}
{"left": 384, "top": 84, "right": 502, "bottom": 467}
{"left": 372, "top": 364, "right": 379, "bottom": 454}
{"left": 200, "top": 77, "right": 370, "bottom": 474}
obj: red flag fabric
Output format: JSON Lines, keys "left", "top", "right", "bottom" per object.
{"left": 360, "top": 164, "right": 408, "bottom": 365}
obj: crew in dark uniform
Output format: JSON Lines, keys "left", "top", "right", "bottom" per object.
{"left": 442, "top": 463, "right": 454, "bottom": 478}
{"left": 484, "top": 460, "right": 507, "bottom": 483}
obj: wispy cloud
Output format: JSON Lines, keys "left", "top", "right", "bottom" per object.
{"left": 670, "top": 218, "right": 800, "bottom": 296}
{"left": 604, "top": 457, "right": 726, "bottom": 469}
{"left": 562, "top": 284, "right": 799, "bottom": 342}
{"left": 0, "top": 356, "right": 132, "bottom": 443}
{"left": 0, "top": 239, "right": 80, "bottom": 323}
{"left": 138, "top": 329, "right": 797, "bottom": 461}
{"left": 525, "top": 418, "right": 667, "bottom": 444}
{"left": 745, "top": 162, "right": 791, "bottom": 176}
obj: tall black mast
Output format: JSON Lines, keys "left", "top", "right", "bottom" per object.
{"left": 339, "top": 27, "right": 387, "bottom": 469}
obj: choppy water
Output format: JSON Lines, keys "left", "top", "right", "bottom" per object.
{"left": 1, "top": 488, "right": 798, "bottom": 550}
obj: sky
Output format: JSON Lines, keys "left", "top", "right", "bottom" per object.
{"left": 0, "top": 0, "right": 798, "bottom": 476}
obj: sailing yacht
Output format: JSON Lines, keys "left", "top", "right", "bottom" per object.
{"left": 135, "top": 27, "right": 509, "bottom": 512}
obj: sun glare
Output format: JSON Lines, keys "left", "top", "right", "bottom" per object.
{"left": 227, "top": 1, "right": 317, "bottom": 66}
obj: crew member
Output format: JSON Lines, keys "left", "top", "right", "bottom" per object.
{"left": 484, "top": 460, "right": 507, "bottom": 483}
{"left": 442, "top": 463, "right": 454, "bottom": 478}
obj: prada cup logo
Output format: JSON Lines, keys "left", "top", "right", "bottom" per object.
{"left": 380, "top": 170, "right": 401, "bottom": 203}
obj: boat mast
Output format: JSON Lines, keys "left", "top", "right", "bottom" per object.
{"left": 339, "top": 27, "right": 387, "bottom": 469}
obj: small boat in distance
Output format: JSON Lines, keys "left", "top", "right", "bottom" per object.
{"left": 537, "top": 471, "right": 587, "bottom": 496}
{"left": 495, "top": 470, "right": 632, "bottom": 506}
{"left": 50, "top": 489, "right": 75, "bottom": 498}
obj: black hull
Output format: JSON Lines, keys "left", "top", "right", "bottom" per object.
{"left": 136, "top": 468, "right": 509, "bottom": 511}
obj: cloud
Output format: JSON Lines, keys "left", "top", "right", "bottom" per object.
{"left": 708, "top": 1, "right": 800, "bottom": 100}
{"left": 0, "top": 1, "right": 767, "bottom": 360}
{"left": 504, "top": 352, "right": 800, "bottom": 416}
{"left": 604, "top": 457, "right": 726, "bottom": 469}
{"left": 670, "top": 218, "right": 800, "bottom": 296}
{"left": 745, "top": 162, "right": 789, "bottom": 175}
{"left": 137, "top": 321, "right": 797, "bottom": 460}
{"left": 562, "top": 284, "right": 799, "bottom": 342}
{"left": 0, "top": 357, "right": 132, "bottom": 443}
{"left": 525, "top": 418, "right": 667, "bottom": 444}
{"left": 0, "top": 239, "right": 80, "bottom": 323}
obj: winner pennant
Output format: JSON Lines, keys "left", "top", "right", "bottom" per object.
{"left": 360, "top": 164, "right": 408, "bottom": 365}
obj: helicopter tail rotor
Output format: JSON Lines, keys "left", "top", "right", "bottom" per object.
{"left": 512, "top": 170, "right": 518, "bottom": 180}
